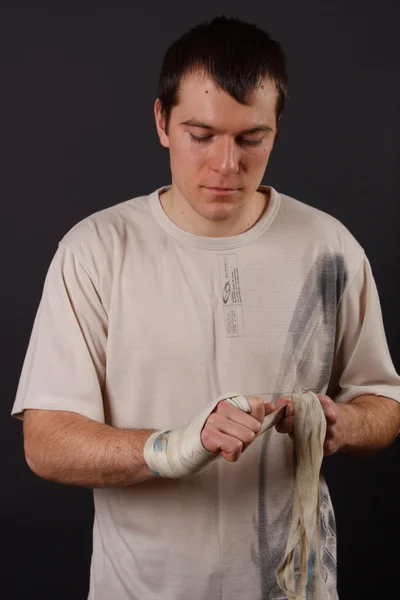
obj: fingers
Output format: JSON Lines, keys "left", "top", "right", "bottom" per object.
{"left": 317, "top": 394, "right": 337, "bottom": 425}
{"left": 202, "top": 392, "right": 340, "bottom": 463}
{"left": 264, "top": 401, "right": 278, "bottom": 417}
{"left": 276, "top": 416, "right": 294, "bottom": 434}
{"left": 201, "top": 396, "right": 264, "bottom": 462}
{"left": 246, "top": 395, "right": 266, "bottom": 425}
{"left": 205, "top": 413, "right": 258, "bottom": 446}
{"left": 323, "top": 438, "right": 338, "bottom": 456}
{"left": 274, "top": 396, "right": 294, "bottom": 434}
{"left": 317, "top": 395, "right": 342, "bottom": 455}
{"left": 261, "top": 394, "right": 340, "bottom": 452}
{"left": 201, "top": 427, "right": 246, "bottom": 462}
{"left": 217, "top": 398, "right": 263, "bottom": 434}
{"left": 275, "top": 396, "right": 293, "bottom": 414}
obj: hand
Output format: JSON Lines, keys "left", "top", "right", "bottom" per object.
{"left": 275, "top": 394, "right": 346, "bottom": 456}
{"left": 201, "top": 396, "right": 277, "bottom": 462}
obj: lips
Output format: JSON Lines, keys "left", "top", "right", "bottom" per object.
{"left": 203, "top": 187, "right": 238, "bottom": 196}
{"left": 206, "top": 187, "right": 236, "bottom": 190}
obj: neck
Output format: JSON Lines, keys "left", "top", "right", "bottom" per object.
{"left": 159, "top": 186, "right": 269, "bottom": 238}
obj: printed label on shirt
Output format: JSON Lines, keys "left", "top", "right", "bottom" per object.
{"left": 218, "top": 254, "right": 244, "bottom": 337}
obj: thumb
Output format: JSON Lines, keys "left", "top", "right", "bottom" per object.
{"left": 264, "top": 402, "right": 277, "bottom": 417}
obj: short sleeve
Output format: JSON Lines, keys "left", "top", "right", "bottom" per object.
{"left": 11, "top": 243, "right": 108, "bottom": 422}
{"left": 327, "top": 254, "right": 400, "bottom": 404}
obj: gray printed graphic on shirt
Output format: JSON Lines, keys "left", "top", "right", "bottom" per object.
{"left": 217, "top": 254, "right": 245, "bottom": 337}
{"left": 252, "top": 253, "right": 347, "bottom": 600}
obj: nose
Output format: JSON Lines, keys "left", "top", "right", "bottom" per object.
{"left": 209, "top": 137, "right": 240, "bottom": 175}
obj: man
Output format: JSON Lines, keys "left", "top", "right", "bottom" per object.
{"left": 12, "top": 15, "right": 400, "bottom": 600}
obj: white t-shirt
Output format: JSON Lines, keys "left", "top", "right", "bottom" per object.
{"left": 12, "top": 185, "right": 400, "bottom": 600}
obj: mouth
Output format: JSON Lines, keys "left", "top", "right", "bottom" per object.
{"left": 203, "top": 186, "right": 240, "bottom": 196}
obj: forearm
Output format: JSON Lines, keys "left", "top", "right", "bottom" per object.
{"left": 23, "top": 409, "right": 156, "bottom": 487}
{"left": 339, "top": 395, "right": 400, "bottom": 454}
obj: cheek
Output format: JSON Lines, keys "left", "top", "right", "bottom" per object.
{"left": 260, "top": 144, "right": 274, "bottom": 163}
{"left": 244, "top": 138, "right": 274, "bottom": 166}
{"left": 248, "top": 148, "right": 271, "bottom": 168}
{"left": 172, "top": 139, "right": 206, "bottom": 164}
{"left": 261, "top": 141, "right": 274, "bottom": 158}
{"left": 183, "top": 146, "right": 209, "bottom": 173}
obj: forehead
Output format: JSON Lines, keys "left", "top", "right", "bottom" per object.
{"left": 174, "top": 72, "right": 277, "bottom": 127}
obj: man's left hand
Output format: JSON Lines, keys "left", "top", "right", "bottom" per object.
{"left": 275, "top": 394, "right": 346, "bottom": 456}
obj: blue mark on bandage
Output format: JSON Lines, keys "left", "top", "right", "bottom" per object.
{"left": 305, "top": 549, "right": 316, "bottom": 599}
{"left": 153, "top": 430, "right": 171, "bottom": 452}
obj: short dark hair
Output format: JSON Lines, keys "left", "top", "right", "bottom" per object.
{"left": 158, "top": 15, "right": 289, "bottom": 135}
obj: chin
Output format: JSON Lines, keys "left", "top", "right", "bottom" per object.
{"left": 202, "top": 203, "right": 237, "bottom": 221}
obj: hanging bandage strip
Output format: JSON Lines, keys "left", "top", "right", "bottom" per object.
{"left": 144, "top": 390, "right": 331, "bottom": 599}
{"left": 276, "top": 391, "right": 332, "bottom": 600}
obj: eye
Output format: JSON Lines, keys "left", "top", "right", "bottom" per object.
{"left": 189, "top": 133, "right": 264, "bottom": 147}
{"left": 238, "top": 137, "right": 264, "bottom": 147}
{"left": 190, "top": 134, "right": 213, "bottom": 143}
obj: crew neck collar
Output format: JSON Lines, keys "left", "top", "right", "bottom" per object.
{"left": 148, "top": 185, "right": 281, "bottom": 250}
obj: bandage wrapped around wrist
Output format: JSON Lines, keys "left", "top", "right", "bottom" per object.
{"left": 144, "top": 390, "right": 332, "bottom": 599}
{"left": 143, "top": 392, "right": 286, "bottom": 478}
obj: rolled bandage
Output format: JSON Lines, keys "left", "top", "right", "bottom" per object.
{"left": 143, "top": 393, "right": 286, "bottom": 478}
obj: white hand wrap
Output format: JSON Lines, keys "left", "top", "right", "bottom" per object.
{"left": 144, "top": 390, "right": 331, "bottom": 598}
{"left": 143, "top": 393, "right": 286, "bottom": 478}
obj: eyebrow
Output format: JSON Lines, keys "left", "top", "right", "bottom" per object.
{"left": 180, "top": 119, "right": 273, "bottom": 135}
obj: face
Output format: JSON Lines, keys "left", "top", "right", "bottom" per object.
{"left": 154, "top": 72, "right": 278, "bottom": 225}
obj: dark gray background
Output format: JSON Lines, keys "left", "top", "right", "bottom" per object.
{"left": 1, "top": 1, "right": 399, "bottom": 598}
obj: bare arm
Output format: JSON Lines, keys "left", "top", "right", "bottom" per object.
{"left": 23, "top": 409, "right": 156, "bottom": 487}
{"left": 23, "top": 396, "right": 269, "bottom": 486}
{"left": 336, "top": 395, "right": 400, "bottom": 454}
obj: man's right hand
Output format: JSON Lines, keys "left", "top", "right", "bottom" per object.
{"left": 201, "top": 396, "right": 276, "bottom": 462}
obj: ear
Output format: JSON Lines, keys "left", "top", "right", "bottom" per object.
{"left": 154, "top": 99, "right": 170, "bottom": 148}
{"left": 274, "top": 110, "right": 284, "bottom": 143}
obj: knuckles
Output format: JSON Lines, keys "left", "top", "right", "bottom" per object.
{"left": 243, "top": 429, "right": 256, "bottom": 444}
{"left": 324, "top": 440, "right": 337, "bottom": 456}
{"left": 215, "top": 401, "right": 231, "bottom": 415}
{"left": 201, "top": 426, "right": 215, "bottom": 442}
{"left": 229, "top": 439, "right": 243, "bottom": 454}
{"left": 200, "top": 426, "right": 216, "bottom": 449}
{"left": 253, "top": 420, "right": 262, "bottom": 434}
{"left": 206, "top": 412, "right": 219, "bottom": 427}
